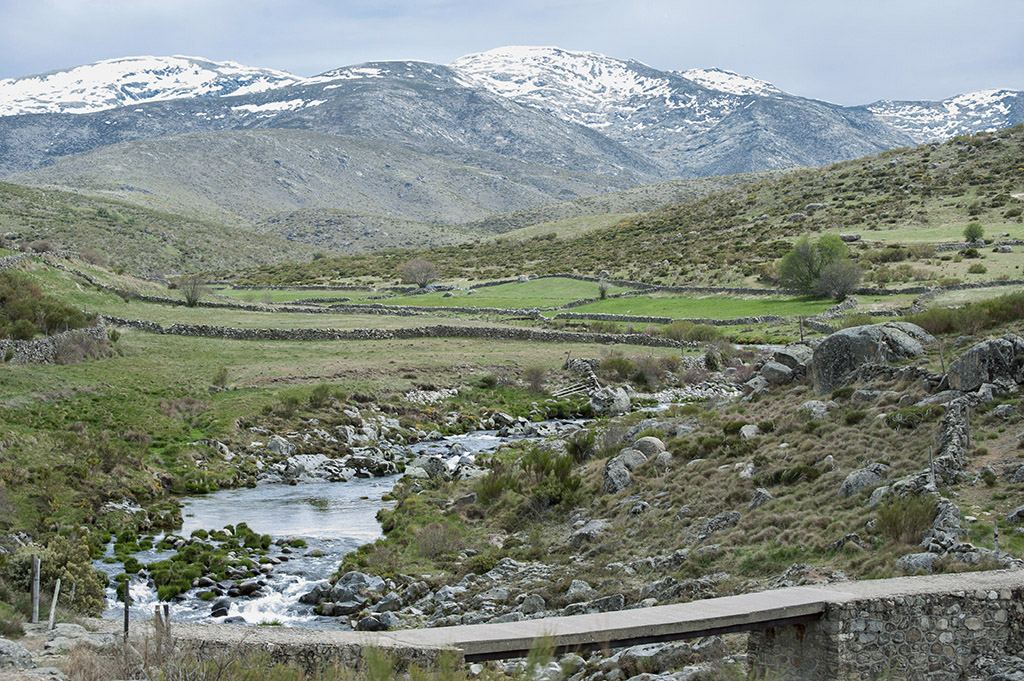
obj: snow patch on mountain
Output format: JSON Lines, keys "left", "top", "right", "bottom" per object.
{"left": 866, "top": 89, "right": 1022, "bottom": 142}
{"left": 0, "top": 55, "right": 302, "bottom": 116}
{"left": 677, "top": 68, "right": 783, "bottom": 97}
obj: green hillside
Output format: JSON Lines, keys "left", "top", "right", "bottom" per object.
{"left": 231, "top": 125, "right": 1024, "bottom": 287}
{"left": 0, "top": 181, "right": 326, "bottom": 276}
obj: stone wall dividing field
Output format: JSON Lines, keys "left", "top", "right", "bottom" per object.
{"left": 749, "top": 586, "right": 1024, "bottom": 681}
{"left": 101, "top": 316, "right": 698, "bottom": 349}
{"left": 0, "top": 324, "right": 109, "bottom": 365}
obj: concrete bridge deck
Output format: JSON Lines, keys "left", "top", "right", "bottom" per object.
{"left": 95, "top": 569, "right": 1024, "bottom": 672}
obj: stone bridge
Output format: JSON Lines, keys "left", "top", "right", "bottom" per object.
{"left": 98, "top": 569, "right": 1024, "bottom": 680}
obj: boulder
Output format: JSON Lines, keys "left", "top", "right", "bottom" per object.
{"left": 519, "top": 593, "right": 546, "bottom": 614}
{"left": 633, "top": 436, "right": 666, "bottom": 457}
{"left": 739, "top": 424, "right": 761, "bottom": 439}
{"left": 809, "top": 322, "right": 934, "bottom": 393}
{"left": 566, "top": 580, "right": 595, "bottom": 603}
{"left": 743, "top": 375, "right": 770, "bottom": 397}
{"left": 948, "top": 335, "right": 1024, "bottom": 392}
{"left": 347, "top": 454, "right": 399, "bottom": 477}
{"left": 265, "top": 435, "right": 295, "bottom": 456}
{"left": 838, "top": 463, "right": 890, "bottom": 498}
{"left": 799, "top": 400, "right": 832, "bottom": 421}
{"left": 602, "top": 463, "right": 631, "bottom": 494}
{"left": 591, "top": 386, "right": 631, "bottom": 416}
{"left": 612, "top": 448, "right": 648, "bottom": 471}
{"left": 1005, "top": 505, "right": 1024, "bottom": 524}
{"left": 404, "top": 455, "right": 449, "bottom": 481}
{"left": 569, "top": 519, "right": 611, "bottom": 548}
{"left": 773, "top": 343, "right": 814, "bottom": 372}
{"left": 761, "top": 361, "right": 795, "bottom": 385}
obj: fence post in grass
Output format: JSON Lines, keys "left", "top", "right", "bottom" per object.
{"left": 30, "top": 555, "right": 40, "bottom": 624}
{"left": 799, "top": 316, "right": 804, "bottom": 342}
{"left": 48, "top": 578, "right": 61, "bottom": 630}
{"left": 123, "top": 580, "right": 130, "bottom": 641}
{"left": 994, "top": 520, "right": 1000, "bottom": 554}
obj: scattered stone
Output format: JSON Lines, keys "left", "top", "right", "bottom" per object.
{"left": 519, "top": 593, "right": 546, "bottom": 614}
{"left": 799, "top": 400, "right": 832, "bottom": 420}
{"left": 993, "top": 404, "right": 1018, "bottom": 419}
{"left": 838, "top": 463, "right": 891, "bottom": 498}
{"left": 760, "top": 361, "right": 794, "bottom": 385}
{"left": 591, "top": 386, "right": 631, "bottom": 415}
{"left": 1006, "top": 505, "right": 1024, "bottom": 524}
{"left": 569, "top": 519, "right": 612, "bottom": 547}
{"left": 743, "top": 375, "right": 769, "bottom": 397}
{"left": 739, "top": 424, "right": 761, "bottom": 439}
{"left": 748, "top": 487, "right": 772, "bottom": 511}
{"left": 896, "top": 552, "right": 940, "bottom": 575}
{"left": 566, "top": 580, "right": 595, "bottom": 603}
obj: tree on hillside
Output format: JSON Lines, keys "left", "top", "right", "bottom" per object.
{"left": 779, "top": 234, "right": 861, "bottom": 300}
{"left": 177, "top": 274, "right": 206, "bottom": 307}
{"left": 963, "top": 222, "right": 984, "bottom": 243}
{"left": 399, "top": 258, "right": 439, "bottom": 288}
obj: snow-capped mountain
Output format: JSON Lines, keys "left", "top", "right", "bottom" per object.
{"left": 449, "top": 46, "right": 914, "bottom": 174}
{"left": 0, "top": 55, "right": 302, "bottom": 116}
{"left": 0, "top": 46, "right": 1020, "bottom": 184}
{"left": 864, "top": 89, "right": 1024, "bottom": 142}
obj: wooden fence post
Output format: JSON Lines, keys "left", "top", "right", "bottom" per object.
{"left": 30, "top": 555, "right": 40, "bottom": 624}
{"left": 48, "top": 578, "right": 61, "bottom": 630}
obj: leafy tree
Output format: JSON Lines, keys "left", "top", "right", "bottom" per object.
{"left": 399, "top": 259, "right": 439, "bottom": 288}
{"left": 779, "top": 235, "right": 860, "bottom": 299}
{"left": 815, "top": 259, "right": 862, "bottom": 300}
{"left": 963, "top": 222, "right": 984, "bottom": 243}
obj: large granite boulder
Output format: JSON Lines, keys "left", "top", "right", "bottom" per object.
{"left": 948, "top": 334, "right": 1024, "bottom": 392}
{"left": 810, "top": 322, "right": 934, "bottom": 393}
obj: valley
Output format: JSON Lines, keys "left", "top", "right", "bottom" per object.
{"left": 0, "top": 45, "right": 1023, "bottom": 681}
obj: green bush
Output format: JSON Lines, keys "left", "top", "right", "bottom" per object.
{"left": 967, "top": 263, "right": 987, "bottom": 274}
{"left": 761, "top": 465, "right": 823, "bottom": 486}
{"left": 878, "top": 495, "right": 938, "bottom": 546}
{"left": 566, "top": 429, "right": 596, "bottom": 463}
{"left": 885, "top": 405, "right": 944, "bottom": 430}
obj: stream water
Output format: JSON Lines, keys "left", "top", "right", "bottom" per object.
{"left": 95, "top": 428, "right": 564, "bottom": 628}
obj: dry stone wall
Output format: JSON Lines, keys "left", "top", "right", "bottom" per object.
{"left": 101, "top": 316, "right": 697, "bottom": 349}
{"left": 0, "top": 325, "right": 108, "bottom": 364}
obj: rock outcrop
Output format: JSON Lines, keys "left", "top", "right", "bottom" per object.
{"left": 809, "top": 322, "right": 934, "bottom": 393}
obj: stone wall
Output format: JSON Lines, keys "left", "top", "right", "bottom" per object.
{"left": 749, "top": 585, "right": 1024, "bottom": 680}
{"left": 101, "top": 316, "right": 697, "bottom": 349}
{"left": 0, "top": 324, "right": 109, "bottom": 364}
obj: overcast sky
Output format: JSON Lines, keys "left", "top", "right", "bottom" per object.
{"left": 1, "top": 0, "right": 1022, "bottom": 105}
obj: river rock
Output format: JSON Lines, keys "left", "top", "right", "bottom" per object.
{"left": 211, "top": 598, "right": 231, "bottom": 617}
{"left": 346, "top": 454, "right": 399, "bottom": 477}
{"left": 237, "top": 581, "right": 261, "bottom": 597}
{"left": 838, "top": 463, "right": 890, "bottom": 498}
{"left": 323, "top": 601, "right": 364, "bottom": 616}
{"left": 404, "top": 455, "right": 449, "bottom": 481}
{"left": 265, "top": 435, "right": 295, "bottom": 456}
{"left": 591, "top": 386, "right": 631, "bottom": 416}
{"left": 810, "top": 322, "right": 934, "bottom": 393}
{"left": 948, "top": 335, "right": 1024, "bottom": 392}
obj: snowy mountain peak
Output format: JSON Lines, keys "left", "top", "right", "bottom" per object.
{"left": 677, "top": 67, "right": 783, "bottom": 97}
{"left": 451, "top": 46, "right": 672, "bottom": 104}
{"left": 0, "top": 55, "right": 302, "bottom": 116}
{"left": 866, "top": 88, "right": 1022, "bottom": 142}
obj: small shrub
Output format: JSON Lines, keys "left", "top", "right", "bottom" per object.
{"left": 878, "top": 495, "right": 938, "bottom": 546}
{"left": 566, "top": 429, "right": 596, "bottom": 463}
{"left": 523, "top": 366, "right": 546, "bottom": 393}
{"left": 308, "top": 383, "right": 333, "bottom": 407}
{"left": 475, "top": 465, "right": 519, "bottom": 505}
{"left": 213, "top": 367, "right": 229, "bottom": 389}
{"left": 963, "top": 222, "right": 984, "bottom": 243}
{"left": 762, "top": 465, "right": 823, "bottom": 486}
{"left": 844, "top": 410, "right": 868, "bottom": 426}
{"left": 967, "top": 263, "right": 987, "bottom": 274}
{"left": 885, "top": 405, "right": 944, "bottom": 430}
{"left": 980, "top": 468, "right": 997, "bottom": 487}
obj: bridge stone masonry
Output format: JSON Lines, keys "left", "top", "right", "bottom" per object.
{"left": 94, "top": 570, "right": 1024, "bottom": 680}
